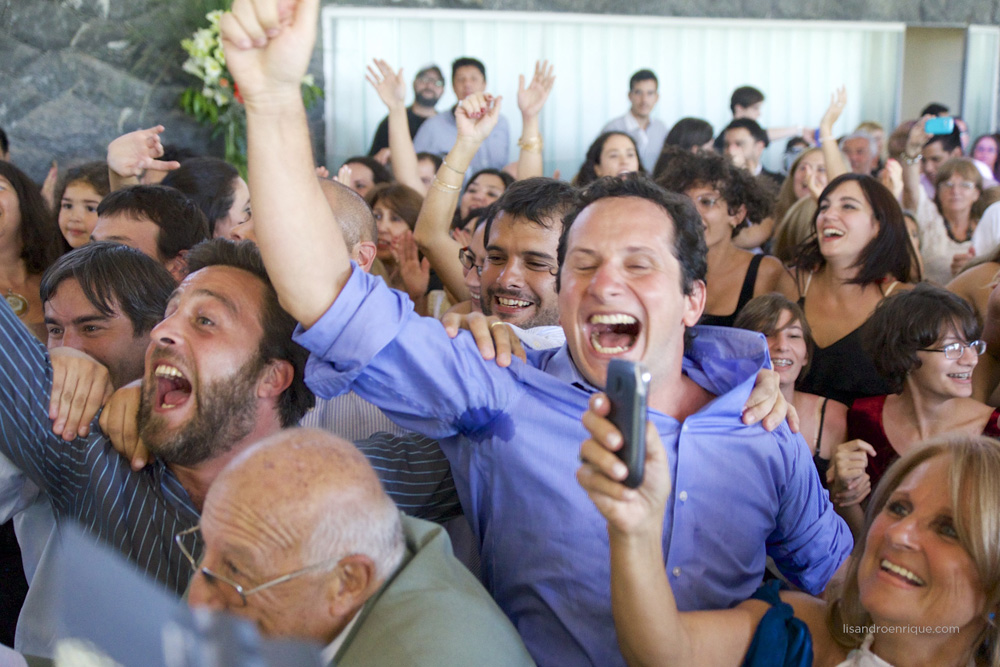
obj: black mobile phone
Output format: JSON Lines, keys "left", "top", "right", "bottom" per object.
{"left": 605, "top": 359, "right": 651, "bottom": 489}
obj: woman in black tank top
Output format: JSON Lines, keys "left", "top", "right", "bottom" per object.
{"left": 655, "top": 149, "right": 797, "bottom": 327}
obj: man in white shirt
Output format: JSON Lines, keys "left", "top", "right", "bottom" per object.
{"left": 601, "top": 69, "right": 669, "bottom": 171}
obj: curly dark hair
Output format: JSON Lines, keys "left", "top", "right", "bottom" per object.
{"left": 863, "top": 283, "right": 980, "bottom": 394}
{"left": 0, "top": 160, "right": 68, "bottom": 274}
{"left": 654, "top": 147, "right": 773, "bottom": 235}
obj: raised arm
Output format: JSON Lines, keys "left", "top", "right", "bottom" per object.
{"left": 576, "top": 393, "right": 767, "bottom": 666}
{"left": 817, "top": 87, "right": 849, "bottom": 181}
{"left": 901, "top": 116, "right": 932, "bottom": 213}
{"left": 515, "top": 60, "right": 555, "bottom": 180}
{"left": 413, "top": 93, "right": 502, "bottom": 301}
{"left": 366, "top": 59, "right": 424, "bottom": 194}
{"left": 221, "top": 0, "right": 350, "bottom": 328}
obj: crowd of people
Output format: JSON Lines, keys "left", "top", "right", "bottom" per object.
{"left": 2, "top": 1, "right": 1000, "bottom": 665}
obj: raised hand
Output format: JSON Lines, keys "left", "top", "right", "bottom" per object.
{"left": 819, "top": 86, "right": 847, "bottom": 135}
{"left": 366, "top": 58, "right": 407, "bottom": 111}
{"left": 334, "top": 163, "right": 352, "bottom": 186}
{"left": 393, "top": 230, "right": 431, "bottom": 301}
{"left": 455, "top": 92, "right": 503, "bottom": 145}
{"left": 107, "top": 126, "right": 180, "bottom": 180}
{"left": 906, "top": 115, "right": 934, "bottom": 157}
{"left": 517, "top": 60, "right": 555, "bottom": 119}
{"left": 220, "top": 0, "right": 318, "bottom": 107}
{"left": 879, "top": 158, "right": 903, "bottom": 200}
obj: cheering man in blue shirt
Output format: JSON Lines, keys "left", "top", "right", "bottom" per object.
{"left": 221, "top": 2, "right": 852, "bottom": 665}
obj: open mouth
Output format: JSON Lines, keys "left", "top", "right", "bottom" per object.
{"left": 772, "top": 358, "right": 794, "bottom": 368}
{"left": 948, "top": 372, "right": 972, "bottom": 380}
{"left": 588, "top": 313, "right": 640, "bottom": 355}
{"left": 821, "top": 228, "right": 844, "bottom": 239}
{"left": 154, "top": 364, "right": 193, "bottom": 410}
{"left": 880, "top": 559, "right": 925, "bottom": 586}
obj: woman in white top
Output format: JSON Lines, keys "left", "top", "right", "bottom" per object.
{"left": 578, "top": 414, "right": 1000, "bottom": 667}
{"left": 902, "top": 119, "right": 984, "bottom": 285}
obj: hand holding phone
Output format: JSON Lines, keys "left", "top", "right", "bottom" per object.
{"left": 605, "top": 359, "right": 651, "bottom": 488}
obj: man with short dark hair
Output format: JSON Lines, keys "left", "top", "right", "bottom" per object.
{"left": 368, "top": 64, "right": 444, "bottom": 161}
{"left": 42, "top": 242, "right": 176, "bottom": 389}
{"left": 91, "top": 185, "right": 211, "bottom": 281}
{"left": 412, "top": 57, "right": 509, "bottom": 174}
{"left": 2, "top": 242, "right": 177, "bottom": 655}
{"left": 602, "top": 69, "right": 668, "bottom": 171}
{"left": 0, "top": 239, "right": 313, "bottom": 657}
{"left": 730, "top": 85, "right": 764, "bottom": 120}
{"left": 721, "top": 118, "right": 783, "bottom": 189}
{"left": 479, "top": 178, "right": 575, "bottom": 334}
{"left": 224, "top": 5, "right": 853, "bottom": 662}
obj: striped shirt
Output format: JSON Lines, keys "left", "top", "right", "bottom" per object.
{"left": 0, "top": 299, "right": 460, "bottom": 598}
{"left": 0, "top": 299, "right": 201, "bottom": 595}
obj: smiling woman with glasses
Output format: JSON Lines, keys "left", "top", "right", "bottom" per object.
{"left": 829, "top": 283, "right": 1000, "bottom": 521}
{"left": 902, "top": 118, "right": 985, "bottom": 284}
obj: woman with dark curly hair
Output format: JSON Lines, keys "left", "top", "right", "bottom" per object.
{"left": 838, "top": 283, "right": 1000, "bottom": 495}
{"left": 572, "top": 131, "right": 645, "bottom": 187}
{"left": 0, "top": 161, "right": 68, "bottom": 340}
{"left": 657, "top": 148, "right": 797, "bottom": 326}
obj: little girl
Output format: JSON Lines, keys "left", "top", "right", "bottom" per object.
{"left": 55, "top": 162, "right": 110, "bottom": 247}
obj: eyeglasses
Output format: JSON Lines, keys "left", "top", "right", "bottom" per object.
{"left": 918, "top": 339, "right": 986, "bottom": 360}
{"left": 459, "top": 247, "right": 483, "bottom": 276}
{"left": 416, "top": 76, "right": 444, "bottom": 87}
{"left": 175, "top": 526, "right": 340, "bottom": 606}
{"left": 693, "top": 195, "right": 722, "bottom": 210}
{"left": 940, "top": 180, "right": 977, "bottom": 191}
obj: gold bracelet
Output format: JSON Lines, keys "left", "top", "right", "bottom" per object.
{"left": 441, "top": 159, "right": 466, "bottom": 176}
{"left": 432, "top": 178, "right": 461, "bottom": 192}
{"left": 518, "top": 135, "right": 543, "bottom": 153}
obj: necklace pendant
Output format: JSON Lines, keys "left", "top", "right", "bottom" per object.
{"left": 5, "top": 289, "right": 28, "bottom": 317}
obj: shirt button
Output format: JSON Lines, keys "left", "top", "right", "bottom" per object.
{"left": 678, "top": 491, "right": 688, "bottom": 502}
{"left": 672, "top": 567, "right": 681, "bottom": 577}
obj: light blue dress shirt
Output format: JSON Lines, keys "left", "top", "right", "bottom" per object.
{"left": 295, "top": 266, "right": 852, "bottom": 667}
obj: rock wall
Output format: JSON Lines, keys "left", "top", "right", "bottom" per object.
{"left": 1, "top": 0, "right": 997, "bottom": 182}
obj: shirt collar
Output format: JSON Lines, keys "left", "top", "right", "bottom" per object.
{"left": 322, "top": 610, "right": 362, "bottom": 665}
{"left": 539, "top": 326, "right": 769, "bottom": 398}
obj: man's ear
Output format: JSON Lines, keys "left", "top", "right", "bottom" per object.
{"left": 164, "top": 250, "right": 189, "bottom": 282}
{"left": 256, "top": 359, "right": 294, "bottom": 399}
{"left": 352, "top": 241, "right": 378, "bottom": 273}
{"left": 682, "top": 279, "right": 707, "bottom": 327}
{"left": 327, "top": 555, "right": 378, "bottom": 616}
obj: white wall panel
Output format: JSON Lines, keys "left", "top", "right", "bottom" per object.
{"left": 964, "top": 26, "right": 1000, "bottom": 138}
{"left": 322, "top": 8, "right": 904, "bottom": 176}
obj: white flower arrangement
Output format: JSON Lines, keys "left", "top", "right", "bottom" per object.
{"left": 178, "top": 10, "right": 322, "bottom": 174}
